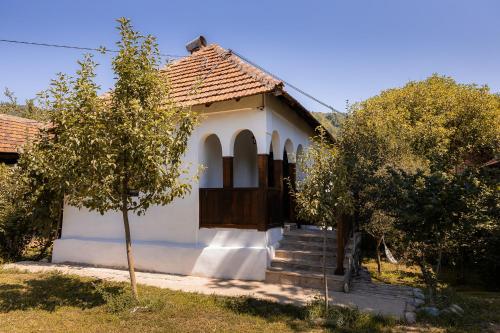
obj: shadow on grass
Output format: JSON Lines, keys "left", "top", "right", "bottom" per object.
{"left": 0, "top": 273, "right": 123, "bottom": 312}
{"left": 216, "top": 295, "right": 396, "bottom": 333}
{"left": 217, "top": 296, "right": 309, "bottom": 331}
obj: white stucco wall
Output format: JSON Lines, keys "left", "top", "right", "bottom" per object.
{"left": 53, "top": 94, "right": 315, "bottom": 280}
{"left": 264, "top": 95, "right": 314, "bottom": 162}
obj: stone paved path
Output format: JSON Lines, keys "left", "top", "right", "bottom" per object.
{"left": 3, "top": 261, "right": 410, "bottom": 319}
{"left": 351, "top": 267, "right": 414, "bottom": 300}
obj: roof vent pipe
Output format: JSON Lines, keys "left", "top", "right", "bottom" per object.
{"left": 185, "top": 36, "right": 207, "bottom": 54}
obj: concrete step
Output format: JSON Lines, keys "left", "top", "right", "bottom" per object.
{"left": 281, "top": 236, "right": 338, "bottom": 246}
{"left": 270, "top": 257, "right": 347, "bottom": 275}
{"left": 265, "top": 267, "right": 345, "bottom": 291}
{"left": 283, "top": 230, "right": 337, "bottom": 243}
{"left": 279, "top": 240, "right": 352, "bottom": 253}
{"left": 278, "top": 240, "right": 337, "bottom": 252}
{"left": 274, "top": 249, "right": 349, "bottom": 264}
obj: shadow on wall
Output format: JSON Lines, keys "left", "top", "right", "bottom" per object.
{"left": 53, "top": 236, "right": 272, "bottom": 281}
{"left": 192, "top": 245, "right": 268, "bottom": 280}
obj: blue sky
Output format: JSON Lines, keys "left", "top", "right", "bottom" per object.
{"left": 1, "top": 0, "right": 498, "bottom": 113}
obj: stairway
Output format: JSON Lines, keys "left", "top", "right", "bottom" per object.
{"left": 265, "top": 228, "right": 352, "bottom": 291}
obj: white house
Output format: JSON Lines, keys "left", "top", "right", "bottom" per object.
{"left": 52, "top": 37, "right": 324, "bottom": 281}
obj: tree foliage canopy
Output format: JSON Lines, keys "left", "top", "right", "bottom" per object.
{"left": 33, "top": 18, "right": 198, "bottom": 216}
{"left": 338, "top": 74, "right": 500, "bottom": 292}
{"left": 14, "top": 18, "right": 199, "bottom": 299}
{"left": 294, "top": 129, "right": 353, "bottom": 227}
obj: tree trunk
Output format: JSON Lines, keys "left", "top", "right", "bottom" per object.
{"left": 418, "top": 259, "right": 436, "bottom": 305}
{"left": 435, "top": 248, "right": 443, "bottom": 279}
{"left": 35, "top": 237, "right": 53, "bottom": 261}
{"left": 122, "top": 194, "right": 138, "bottom": 301}
{"left": 376, "top": 237, "right": 383, "bottom": 275}
{"left": 323, "top": 225, "right": 329, "bottom": 315}
{"left": 335, "top": 217, "right": 345, "bottom": 275}
{"left": 458, "top": 249, "right": 466, "bottom": 284}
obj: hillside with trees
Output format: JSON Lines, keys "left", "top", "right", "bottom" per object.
{"left": 0, "top": 88, "right": 48, "bottom": 121}
{"left": 312, "top": 111, "right": 346, "bottom": 138}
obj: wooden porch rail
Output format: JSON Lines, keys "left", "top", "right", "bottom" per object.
{"left": 199, "top": 187, "right": 283, "bottom": 231}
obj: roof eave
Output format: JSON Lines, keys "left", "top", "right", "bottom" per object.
{"left": 273, "top": 89, "right": 335, "bottom": 142}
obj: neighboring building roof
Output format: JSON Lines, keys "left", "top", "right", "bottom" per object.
{"left": 0, "top": 114, "right": 43, "bottom": 154}
{"left": 162, "top": 44, "right": 322, "bottom": 131}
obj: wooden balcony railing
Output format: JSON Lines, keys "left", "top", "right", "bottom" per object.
{"left": 199, "top": 187, "right": 284, "bottom": 231}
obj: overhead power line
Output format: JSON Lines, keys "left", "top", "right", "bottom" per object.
{"left": 1, "top": 38, "right": 337, "bottom": 112}
{"left": 229, "top": 49, "right": 338, "bottom": 112}
{"left": 0, "top": 38, "right": 182, "bottom": 59}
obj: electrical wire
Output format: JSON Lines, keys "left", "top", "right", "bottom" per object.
{"left": 0, "top": 38, "right": 182, "bottom": 59}
{"left": 230, "top": 49, "right": 338, "bottom": 112}
{"left": 1, "top": 38, "right": 337, "bottom": 112}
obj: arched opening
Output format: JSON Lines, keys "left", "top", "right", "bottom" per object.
{"left": 233, "top": 129, "right": 258, "bottom": 188}
{"left": 296, "top": 144, "right": 304, "bottom": 182}
{"left": 271, "top": 130, "right": 280, "bottom": 158}
{"left": 282, "top": 139, "right": 294, "bottom": 221}
{"left": 284, "top": 139, "right": 294, "bottom": 163}
{"left": 268, "top": 143, "right": 275, "bottom": 187}
{"left": 200, "top": 134, "right": 223, "bottom": 188}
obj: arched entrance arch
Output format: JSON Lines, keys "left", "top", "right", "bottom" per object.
{"left": 296, "top": 144, "right": 304, "bottom": 182}
{"left": 282, "top": 139, "right": 295, "bottom": 222}
{"left": 233, "top": 129, "right": 258, "bottom": 188}
{"left": 284, "top": 139, "right": 295, "bottom": 163}
{"left": 200, "top": 134, "right": 223, "bottom": 188}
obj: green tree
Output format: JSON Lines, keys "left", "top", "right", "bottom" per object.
{"left": 293, "top": 129, "right": 353, "bottom": 313}
{"left": 339, "top": 75, "right": 499, "bottom": 296}
{"left": 0, "top": 92, "right": 60, "bottom": 262}
{"left": 32, "top": 18, "right": 198, "bottom": 300}
{"left": 0, "top": 161, "right": 61, "bottom": 261}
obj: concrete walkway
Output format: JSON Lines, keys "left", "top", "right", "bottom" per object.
{"left": 3, "top": 261, "right": 408, "bottom": 319}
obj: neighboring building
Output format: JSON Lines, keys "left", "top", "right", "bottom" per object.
{"left": 0, "top": 113, "right": 43, "bottom": 164}
{"left": 52, "top": 38, "right": 325, "bottom": 280}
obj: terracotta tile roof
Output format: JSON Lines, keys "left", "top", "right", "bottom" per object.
{"left": 162, "top": 44, "right": 282, "bottom": 106}
{"left": 0, "top": 114, "right": 43, "bottom": 154}
{"left": 162, "top": 44, "right": 322, "bottom": 132}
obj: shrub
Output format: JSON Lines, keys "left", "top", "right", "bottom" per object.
{"left": 306, "top": 295, "right": 396, "bottom": 330}
{"left": 0, "top": 162, "right": 60, "bottom": 261}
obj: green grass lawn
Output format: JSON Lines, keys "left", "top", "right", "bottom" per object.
{"left": 2, "top": 262, "right": 498, "bottom": 333}
{"left": 363, "top": 259, "right": 500, "bottom": 333}
{"left": 0, "top": 267, "right": 396, "bottom": 333}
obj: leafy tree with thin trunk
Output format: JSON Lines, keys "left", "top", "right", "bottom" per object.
{"left": 292, "top": 128, "right": 352, "bottom": 315}
{"left": 32, "top": 18, "right": 198, "bottom": 300}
